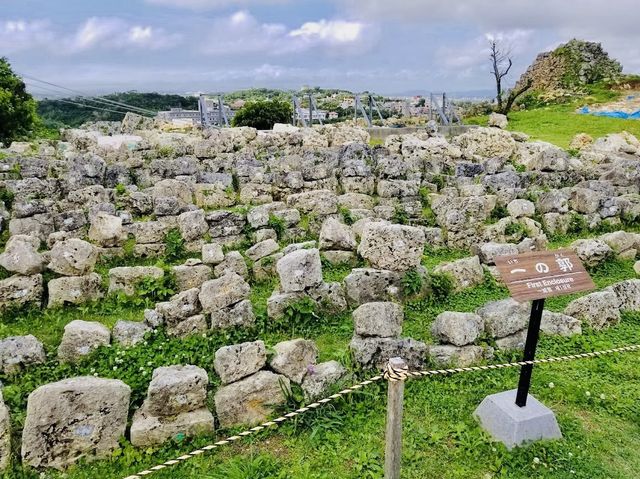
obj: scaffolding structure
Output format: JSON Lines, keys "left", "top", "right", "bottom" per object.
{"left": 429, "top": 93, "right": 461, "bottom": 125}
{"left": 198, "top": 94, "right": 230, "bottom": 128}
{"left": 354, "top": 94, "right": 383, "bottom": 127}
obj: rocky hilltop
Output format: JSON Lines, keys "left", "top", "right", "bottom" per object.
{"left": 516, "top": 39, "right": 623, "bottom": 101}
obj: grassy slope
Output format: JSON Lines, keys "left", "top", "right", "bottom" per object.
{"left": 466, "top": 85, "right": 640, "bottom": 149}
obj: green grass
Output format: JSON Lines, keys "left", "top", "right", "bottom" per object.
{"left": 1, "top": 247, "right": 639, "bottom": 479}
{"left": 466, "top": 86, "right": 640, "bottom": 149}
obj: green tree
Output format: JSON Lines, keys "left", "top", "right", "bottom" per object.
{"left": 0, "top": 57, "right": 37, "bottom": 145}
{"left": 231, "top": 99, "right": 292, "bottom": 130}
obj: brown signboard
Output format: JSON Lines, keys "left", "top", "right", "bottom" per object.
{"left": 494, "top": 248, "right": 595, "bottom": 302}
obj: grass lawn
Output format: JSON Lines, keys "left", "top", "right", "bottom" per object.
{"left": 1, "top": 238, "right": 639, "bottom": 479}
{"left": 466, "top": 87, "right": 640, "bottom": 149}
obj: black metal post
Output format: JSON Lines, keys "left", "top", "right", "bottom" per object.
{"left": 515, "top": 298, "right": 545, "bottom": 407}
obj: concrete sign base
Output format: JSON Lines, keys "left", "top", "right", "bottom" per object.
{"left": 474, "top": 389, "right": 562, "bottom": 449}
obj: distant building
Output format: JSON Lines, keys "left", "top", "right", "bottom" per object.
{"left": 156, "top": 99, "right": 234, "bottom": 126}
{"left": 299, "top": 108, "right": 327, "bottom": 122}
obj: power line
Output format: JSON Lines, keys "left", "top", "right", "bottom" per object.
{"left": 20, "top": 73, "right": 157, "bottom": 116}
{"left": 40, "top": 96, "right": 129, "bottom": 116}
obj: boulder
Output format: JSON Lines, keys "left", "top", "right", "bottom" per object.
{"left": 605, "top": 279, "right": 640, "bottom": 312}
{"left": 431, "top": 312, "right": 484, "bottom": 346}
{"left": 0, "top": 335, "right": 46, "bottom": 374}
{"left": 540, "top": 311, "right": 582, "bottom": 337}
{"left": 202, "top": 243, "right": 224, "bottom": 265}
{"left": 155, "top": 288, "right": 201, "bottom": 322}
{"left": 352, "top": 302, "right": 404, "bottom": 338}
{"left": 21, "top": 377, "right": 130, "bottom": 470}
{"left": 275, "top": 248, "right": 323, "bottom": 293}
{"left": 57, "top": 320, "right": 111, "bottom": 363}
{"left": 495, "top": 329, "right": 527, "bottom": 350}
{"left": 357, "top": 223, "right": 425, "bottom": 272}
{"left": 600, "top": 231, "right": 638, "bottom": 254}
{"left": 112, "top": 320, "right": 151, "bottom": 347}
{"left": 246, "top": 239, "right": 280, "bottom": 262}
{"left": 0, "top": 274, "right": 43, "bottom": 309}
{"left": 488, "top": 112, "right": 508, "bottom": 129}
{"left": 433, "top": 256, "right": 484, "bottom": 292}
{"left": 564, "top": 291, "right": 621, "bottom": 330}
{"left": 88, "top": 212, "right": 126, "bottom": 247}
{"left": 477, "top": 298, "right": 530, "bottom": 338}
{"left": 319, "top": 218, "right": 357, "bottom": 251}
{"left": 476, "top": 242, "right": 519, "bottom": 265}
{"left": 143, "top": 365, "right": 208, "bottom": 417}
{"left": 210, "top": 299, "right": 256, "bottom": 329}
{"left": 428, "top": 345, "right": 491, "bottom": 367}
{"left": 0, "top": 393, "right": 9, "bottom": 471}
{"left": 47, "top": 273, "right": 103, "bottom": 308}
{"left": 108, "top": 266, "right": 164, "bottom": 296}
{"left": 213, "top": 251, "right": 249, "bottom": 279}
{"left": 130, "top": 407, "right": 214, "bottom": 448}
{"left": 269, "top": 339, "right": 318, "bottom": 384}
{"left": 177, "top": 209, "right": 209, "bottom": 242}
{"left": 214, "top": 371, "right": 291, "bottom": 428}
{"left": 48, "top": 239, "right": 98, "bottom": 276}
{"left": 301, "top": 361, "right": 349, "bottom": 401}
{"left": 343, "top": 268, "right": 401, "bottom": 306}
{"left": 507, "top": 199, "right": 535, "bottom": 218}
{"left": 571, "top": 239, "right": 612, "bottom": 267}
{"left": 172, "top": 261, "right": 212, "bottom": 291}
{"left": 199, "top": 272, "right": 250, "bottom": 313}
{"left": 214, "top": 341, "right": 267, "bottom": 385}
{"left": 349, "top": 336, "right": 427, "bottom": 370}
{"left": 0, "top": 235, "right": 44, "bottom": 275}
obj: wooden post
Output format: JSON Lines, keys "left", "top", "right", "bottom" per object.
{"left": 384, "top": 357, "right": 408, "bottom": 479}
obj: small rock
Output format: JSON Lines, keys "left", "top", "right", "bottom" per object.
{"left": 0, "top": 335, "right": 46, "bottom": 374}
{"left": 0, "top": 235, "right": 44, "bottom": 275}
{"left": 275, "top": 248, "right": 323, "bottom": 293}
{"left": 564, "top": 291, "right": 621, "bottom": 330}
{"left": 48, "top": 239, "right": 98, "bottom": 276}
{"left": 210, "top": 299, "right": 256, "bottom": 329}
{"left": 428, "top": 344, "right": 491, "bottom": 367}
{"left": 357, "top": 223, "right": 425, "bottom": 272}
{"left": 199, "top": 272, "right": 250, "bottom": 313}
{"left": 540, "top": 311, "right": 582, "bottom": 337}
{"left": 245, "top": 239, "right": 280, "bottom": 262}
{"left": 352, "top": 302, "right": 403, "bottom": 338}
{"left": 202, "top": 243, "right": 224, "bottom": 265}
{"left": 21, "top": 377, "right": 130, "bottom": 470}
{"left": 112, "top": 320, "right": 150, "bottom": 347}
{"left": 477, "top": 298, "right": 530, "bottom": 338}
{"left": 57, "top": 320, "right": 111, "bottom": 363}
{"left": 269, "top": 339, "right": 318, "bottom": 384}
{"left": 301, "top": 361, "right": 349, "bottom": 401}
{"left": 507, "top": 199, "right": 535, "bottom": 218}
{"left": 433, "top": 256, "right": 484, "bottom": 292}
{"left": 349, "top": 336, "right": 427, "bottom": 370}
{"left": 319, "top": 217, "right": 357, "bottom": 251}
{"left": 145, "top": 365, "right": 209, "bottom": 417}
{"left": 214, "top": 371, "right": 291, "bottom": 428}
{"left": 214, "top": 341, "right": 267, "bottom": 384}
{"left": 431, "top": 312, "right": 484, "bottom": 346}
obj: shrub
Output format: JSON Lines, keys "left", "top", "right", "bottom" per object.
{"left": 567, "top": 212, "right": 589, "bottom": 235}
{"left": 392, "top": 206, "right": 409, "bottom": 225}
{"left": 429, "top": 271, "right": 454, "bottom": 300}
{"left": 338, "top": 206, "right": 355, "bottom": 226}
{"left": 0, "top": 57, "right": 37, "bottom": 145}
{"left": 231, "top": 99, "right": 292, "bottom": 130}
{"left": 267, "top": 213, "right": 286, "bottom": 240}
{"left": 401, "top": 269, "right": 423, "bottom": 297}
{"left": 164, "top": 228, "right": 185, "bottom": 261}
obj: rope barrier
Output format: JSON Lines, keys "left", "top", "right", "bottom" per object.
{"left": 123, "top": 343, "right": 640, "bottom": 479}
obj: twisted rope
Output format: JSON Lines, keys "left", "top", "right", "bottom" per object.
{"left": 123, "top": 343, "right": 640, "bottom": 479}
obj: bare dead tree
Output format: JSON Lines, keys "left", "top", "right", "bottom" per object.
{"left": 490, "top": 39, "right": 512, "bottom": 111}
{"left": 489, "top": 39, "right": 532, "bottom": 115}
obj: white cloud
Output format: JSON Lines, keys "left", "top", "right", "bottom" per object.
{"left": 67, "top": 17, "right": 180, "bottom": 52}
{"left": 290, "top": 20, "right": 365, "bottom": 44}
{"left": 145, "top": 0, "right": 288, "bottom": 10}
{"left": 199, "top": 11, "right": 370, "bottom": 56}
{"left": 0, "top": 19, "right": 55, "bottom": 53}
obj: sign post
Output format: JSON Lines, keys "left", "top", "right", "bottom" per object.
{"left": 475, "top": 248, "right": 595, "bottom": 448}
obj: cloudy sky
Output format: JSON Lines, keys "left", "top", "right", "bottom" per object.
{"left": 2, "top": 0, "right": 639, "bottom": 96}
